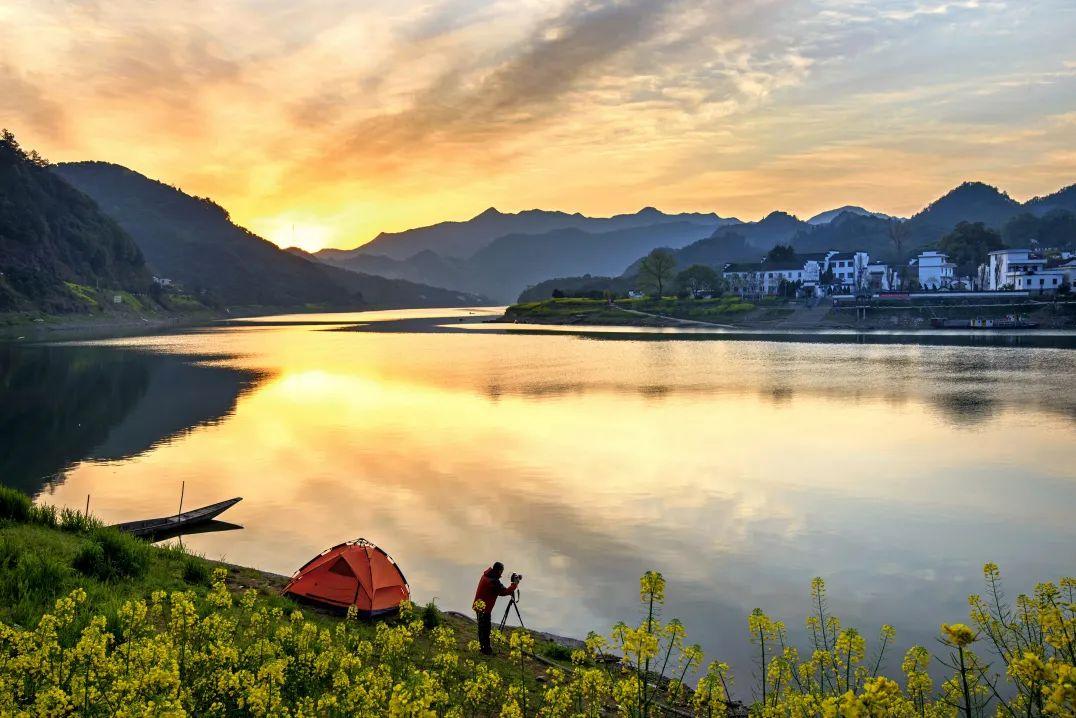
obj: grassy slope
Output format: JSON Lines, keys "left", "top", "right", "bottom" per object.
{"left": 0, "top": 494, "right": 570, "bottom": 692}
{"left": 504, "top": 297, "right": 759, "bottom": 324}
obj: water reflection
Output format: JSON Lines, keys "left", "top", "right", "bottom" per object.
{"left": 2, "top": 311, "right": 1074, "bottom": 685}
{"left": 0, "top": 344, "right": 264, "bottom": 494}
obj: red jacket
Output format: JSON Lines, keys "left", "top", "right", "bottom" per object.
{"left": 473, "top": 567, "right": 518, "bottom": 615}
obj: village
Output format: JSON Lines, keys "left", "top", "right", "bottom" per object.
{"left": 721, "top": 247, "right": 1076, "bottom": 299}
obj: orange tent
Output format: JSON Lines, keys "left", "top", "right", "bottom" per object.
{"left": 283, "top": 538, "right": 410, "bottom": 617}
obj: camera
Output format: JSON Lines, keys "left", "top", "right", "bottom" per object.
{"left": 511, "top": 572, "right": 523, "bottom": 583}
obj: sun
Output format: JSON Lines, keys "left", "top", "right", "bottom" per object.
{"left": 253, "top": 218, "right": 333, "bottom": 254}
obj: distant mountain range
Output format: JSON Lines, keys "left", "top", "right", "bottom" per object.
{"left": 52, "top": 162, "right": 487, "bottom": 310}
{"left": 546, "top": 182, "right": 1076, "bottom": 301}
{"left": 357, "top": 206, "right": 740, "bottom": 260}
{"left": 6, "top": 125, "right": 1074, "bottom": 311}
{"left": 306, "top": 181, "right": 1075, "bottom": 303}
{"left": 807, "top": 206, "right": 895, "bottom": 225}
{"left": 0, "top": 134, "right": 149, "bottom": 312}
{"left": 317, "top": 214, "right": 732, "bottom": 302}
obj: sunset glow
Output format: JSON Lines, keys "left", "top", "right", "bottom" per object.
{"left": 2, "top": 1, "right": 1074, "bottom": 251}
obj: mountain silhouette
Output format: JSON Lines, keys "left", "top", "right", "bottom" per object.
{"left": 0, "top": 132, "right": 149, "bottom": 312}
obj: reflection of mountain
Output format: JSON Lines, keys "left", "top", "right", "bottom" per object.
{"left": 0, "top": 345, "right": 263, "bottom": 495}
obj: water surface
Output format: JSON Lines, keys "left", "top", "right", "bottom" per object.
{"left": 3, "top": 308, "right": 1074, "bottom": 683}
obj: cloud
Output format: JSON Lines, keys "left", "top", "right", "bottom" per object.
{"left": 0, "top": 65, "right": 68, "bottom": 141}
{"left": 0, "top": 0, "right": 1072, "bottom": 247}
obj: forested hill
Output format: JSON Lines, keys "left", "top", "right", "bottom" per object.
{"left": 52, "top": 161, "right": 363, "bottom": 308}
{"left": 0, "top": 131, "right": 149, "bottom": 313}
{"left": 53, "top": 161, "right": 487, "bottom": 309}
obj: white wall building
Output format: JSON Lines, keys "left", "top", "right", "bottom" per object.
{"left": 827, "top": 251, "right": 870, "bottom": 291}
{"left": 987, "top": 249, "right": 1048, "bottom": 291}
{"left": 917, "top": 251, "right": 955, "bottom": 290}
{"left": 862, "top": 263, "right": 897, "bottom": 292}
{"left": 1009, "top": 270, "right": 1065, "bottom": 294}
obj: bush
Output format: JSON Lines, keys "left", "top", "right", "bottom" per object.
{"left": 541, "top": 642, "right": 573, "bottom": 661}
{"left": 72, "top": 528, "right": 149, "bottom": 582}
{"left": 421, "top": 600, "right": 442, "bottom": 630}
{"left": 58, "top": 507, "right": 98, "bottom": 533}
{"left": 0, "top": 487, "right": 32, "bottom": 523}
{"left": 183, "top": 557, "right": 211, "bottom": 586}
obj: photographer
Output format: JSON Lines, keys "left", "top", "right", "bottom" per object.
{"left": 472, "top": 562, "right": 520, "bottom": 655}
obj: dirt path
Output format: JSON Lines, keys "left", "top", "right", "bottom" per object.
{"left": 611, "top": 305, "right": 739, "bottom": 329}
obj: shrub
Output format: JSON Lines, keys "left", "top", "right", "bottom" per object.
{"left": 58, "top": 507, "right": 99, "bottom": 533}
{"left": 28, "top": 503, "right": 57, "bottom": 528}
{"left": 183, "top": 557, "right": 211, "bottom": 586}
{"left": 541, "top": 642, "right": 572, "bottom": 661}
{"left": 72, "top": 527, "right": 149, "bottom": 582}
{"left": 421, "top": 600, "right": 442, "bottom": 630}
{"left": 0, "top": 487, "right": 31, "bottom": 523}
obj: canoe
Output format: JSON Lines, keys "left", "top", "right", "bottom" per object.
{"left": 112, "top": 497, "right": 243, "bottom": 539}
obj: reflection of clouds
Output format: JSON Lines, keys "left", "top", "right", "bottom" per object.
{"left": 40, "top": 323, "right": 1076, "bottom": 687}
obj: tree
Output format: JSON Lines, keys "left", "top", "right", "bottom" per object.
{"left": 938, "top": 221, "right": 1004, "bottom": 277}
{"left": 638, "top": 249, "right": 677, "bottom": 297}
{"left": 675, "top": 264, "right": 718, "bottom": 296}
{"left": 766, "top": 244, "right": 796, "bottom": 263}
{"left": 888, "top": 222, "right": 910, "bottom": 261}
{"left": 1003, "top": 210, "right": 1076, "bottom": 251}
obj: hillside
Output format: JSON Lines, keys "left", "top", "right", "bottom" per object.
{"left": 54, "top": 162, "right": 484, "bottom": 309}
{"left": 352, "top": 206, "right": 738, "bottom": 260}
{"left": 52, "top": 162, "right": 362, "bottom": 308}
{"left": 284, "top": 248, "right": 488, "bottom": 307}
{"left": 903, "top": 181, "right": 1021, "bottom": 248}
{"left": 318, "top": 218, "right": 721, "bottom": 302}
{"left": 1024, "top": 184, "right": 1076, "bottom": 215}
{"left": 0, "top": 132, "right": 149, "bottom": 312}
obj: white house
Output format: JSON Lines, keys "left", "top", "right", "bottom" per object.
{"left": 986, "top": 249, "right": 1048, "bottom": 291}
{"left": 723, "top": 251, "right": 864, "bottom": 297}
{"left": 917, "top": 251, "right": 955, "bottom": 290}
{"left": 826, "top": 251, "right": 870, "bottom": 291}
{"left": 862, "top": 263, "right": 897, "bottom": 292}
{"left": 1008, "top": 270, "right": 1066, "bottom": 294}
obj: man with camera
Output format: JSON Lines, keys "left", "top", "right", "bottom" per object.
{"left": 472, "top": 562, "right": 521, "bottom": 655}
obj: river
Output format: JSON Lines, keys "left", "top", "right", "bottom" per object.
{"left": 2, "top": 307, "right": 1074, "bottom": 683}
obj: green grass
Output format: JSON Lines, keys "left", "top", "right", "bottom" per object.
{"left": 0, "top": 486, "right": 553, "bottom": 696}
{"left": 63, "top": 281, "right": 100, "bottom": 308}
{"left": 505, "top": 296, "right": 757, "bottom": 324}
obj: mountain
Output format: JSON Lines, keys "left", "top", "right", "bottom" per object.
{"left": 284, "top": 248, "right": 487, "bottom": 307}
{"left": 466, "top": 221, "right": 718, "bottom": 301}
{"left": 807, "top": 206, "right": 893, "bottom": 225}
{"left": 1023, "top": 184, "right": 1076, "bottom": 216}
{"left": 0, "top": 132, "right": 149, "bottom": 312}
{"left": 793, "top": 212, "right": 899, "bottom": 259}
{"left": 351, "top": 207, "right": 738, "bottom": 260}
{"left": 317, "top": 219, "right": 720, "bottom": 302}
{"left": 53, "top": 161, "right": 360, "bottom": 308}
{"left": 53, "top": 162, "right": 483, "bottom": 309}
{"left": 903, "top": 182, "right": 1021, "bottom": 248}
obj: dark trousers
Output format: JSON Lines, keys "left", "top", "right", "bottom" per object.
{"left": 477, "top": 611, "right": 493, "bottom": 653}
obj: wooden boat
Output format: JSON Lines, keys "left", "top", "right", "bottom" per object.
{"left": 112, "top": 497, "right": 242, "bottom": 539}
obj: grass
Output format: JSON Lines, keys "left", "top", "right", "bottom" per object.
{"left": 505, "top": 296, "right": 758, "bottom": 324}
{"left": 0, "top": 486, "right": 563, "bottom": 703}
{"left": 63, "top": 281, "right": 100, "bottom": 308}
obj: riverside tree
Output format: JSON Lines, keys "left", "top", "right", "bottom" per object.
{"left": 676, "top": 265, "right": 720, "bottom": 297}
{"left": 638, "top": 249, "right": 677, "bottom": 298}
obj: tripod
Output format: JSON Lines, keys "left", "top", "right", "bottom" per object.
{"left": 498, "top": 589, "right": 525, "bottom": 630}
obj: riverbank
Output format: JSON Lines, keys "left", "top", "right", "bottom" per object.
{"left": 500, "top": 296, "right": 1076, "bottom": 331}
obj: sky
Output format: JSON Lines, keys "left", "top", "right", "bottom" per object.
{"left": 2, "top": 1, "right": 1074, "bottom": 252}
